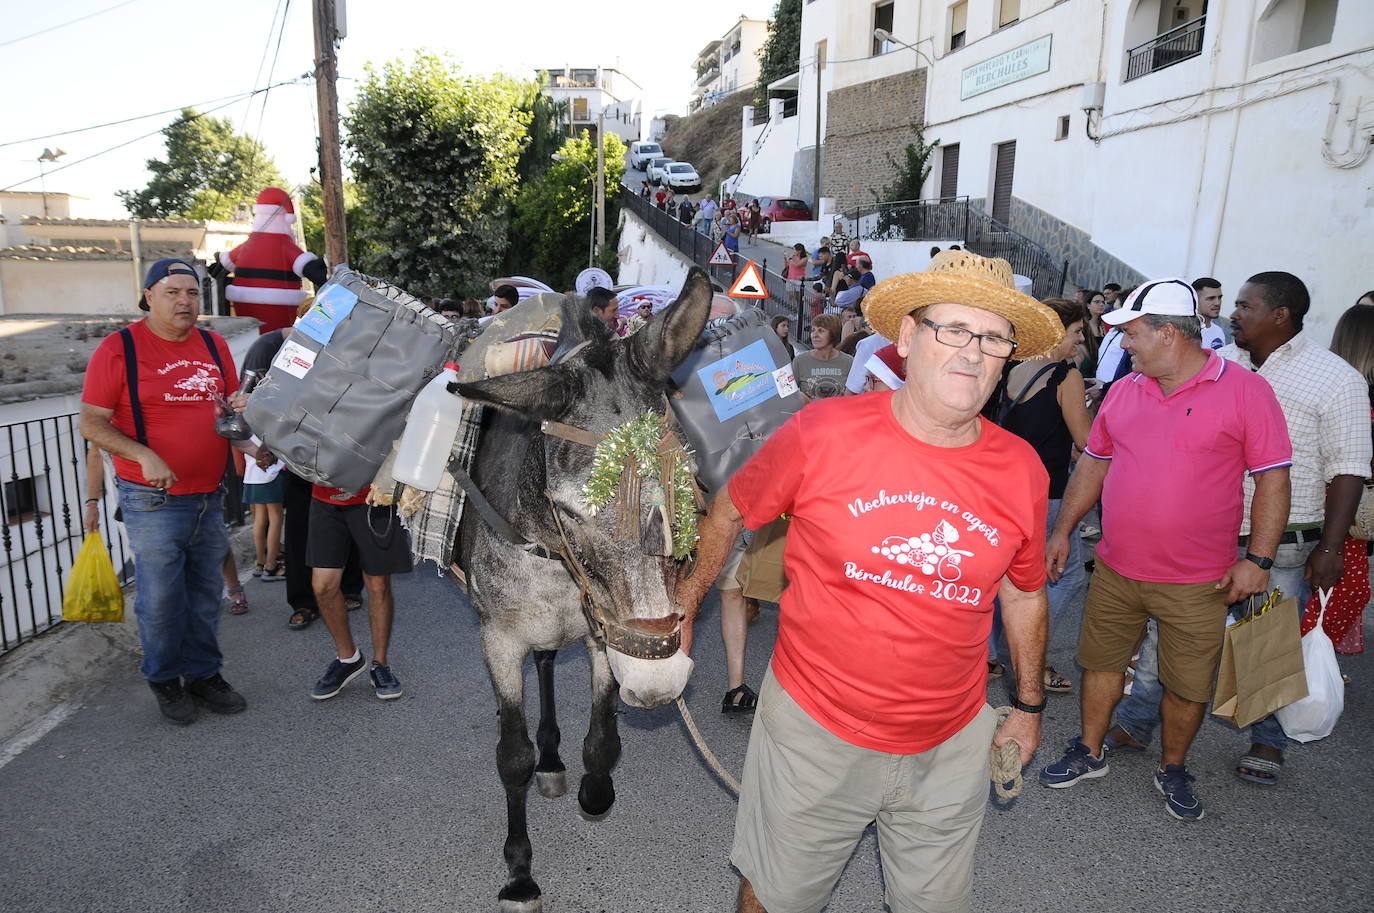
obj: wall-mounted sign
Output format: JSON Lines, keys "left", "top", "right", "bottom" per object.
{"left": 960, "top": 35, "right": 1053, "bottom": 100}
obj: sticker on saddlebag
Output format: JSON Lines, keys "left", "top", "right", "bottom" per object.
{"left": 293, "top": 283, "right": 358, "bottom": 346}
{"left": 772, "top": 364, "right": 798, "bottom": 399}
{"left": 273, "top": 340, "right": 316, "bottom": 379}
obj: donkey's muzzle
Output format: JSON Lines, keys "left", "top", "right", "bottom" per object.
{"left": 603, "top": 613, "right": 683, "bottom": 660}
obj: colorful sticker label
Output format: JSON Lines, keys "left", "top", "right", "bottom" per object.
{"left": 696, "top": 338, "right": 778, "bottom": 422}
{"left": 772, "top": 364, "right": 798, "bottom": 399}
{"left": 293, "top": 283, "right": 358, "bottom": 346}
{"left": 273, "top": 340, "right": 316, "bottom": 379}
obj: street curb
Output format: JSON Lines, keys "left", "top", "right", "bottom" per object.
{"left": 0, "top": 523, "right": 259, "bottom": 753}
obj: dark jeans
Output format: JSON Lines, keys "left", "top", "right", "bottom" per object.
{"left": 116, "top": 477, "right": 229, "bottom": 682}
{"left": 281, "top": 469, "right": 361, "bottom": 609}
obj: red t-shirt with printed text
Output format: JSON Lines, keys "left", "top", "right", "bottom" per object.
{"left": 728, "top": 392, "right": 1048, "bottom": 753}
{"left": 82, "top": 320, "right": 239, "bottom": 495}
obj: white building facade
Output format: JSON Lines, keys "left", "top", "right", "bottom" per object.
{"left": 689, "top": 16, "right": 771, "bottom": 112}
{"left": 771, "top": 0, "right": 1372, "bottom": 335}
{"left": 538, "top": 67, "right": 644, "bottom": 144}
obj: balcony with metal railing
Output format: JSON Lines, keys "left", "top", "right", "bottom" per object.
{"left": 1125, "top": 15, "right": 1206, "bottom": 82}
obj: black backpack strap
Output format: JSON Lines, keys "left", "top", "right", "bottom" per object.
{"left": 995, "top": 361, "right": 1060, "bottom": 426}
{"left": 196, "top": 328, "right": 229, "bottom": 390}
{"left": 118, "top": 328, "right": 147, "bottom": 445}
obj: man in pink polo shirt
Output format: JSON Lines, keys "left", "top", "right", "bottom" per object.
{"left": 1038, "top": 278, "right": 1292, "bottom": 821}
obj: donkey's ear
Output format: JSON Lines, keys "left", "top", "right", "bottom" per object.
{"left": 450, "top": 363, "right": 583, "bottom": 423}
{"left": 627, "top": 268, "right": 713, "bottom": 382}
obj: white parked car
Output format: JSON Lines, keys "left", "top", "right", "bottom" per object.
{"left": 663, "top": 162, "right": 701, "bottom": 192}
{"left": 629, "top": 141, "right": 663, "bottom": 171}
{"left": 647, "top": 157, "right": 675, "bottom": 186}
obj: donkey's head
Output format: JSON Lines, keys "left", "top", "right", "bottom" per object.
{"left": 454, "top": 268, "right": 714, "bottom": 708}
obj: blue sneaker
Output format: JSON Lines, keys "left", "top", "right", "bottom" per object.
{"left": 369, "top": 663, "right": 403, "bottom": 701}
{"left": 1039, "top": 738, "right": 1110, "bottom": 788}
{"left": 311, "top": 654, "right": 367, "bottom": 700}
{"left": 1155, "top": 765, "right": 1205, "bottom": 820}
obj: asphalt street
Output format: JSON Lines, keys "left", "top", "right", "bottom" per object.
{"left": 1, "top": 544, "right": 1371, "bottom": 913}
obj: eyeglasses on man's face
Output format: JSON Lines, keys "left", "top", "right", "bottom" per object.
{"left": 917, "top": 317, "right": 1017, "bottom": 358}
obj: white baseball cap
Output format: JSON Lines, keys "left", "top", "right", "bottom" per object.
{"left": 1102, "top": 278, "right": 1199, "bottom": 325}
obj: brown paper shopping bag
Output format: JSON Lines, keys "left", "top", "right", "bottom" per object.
{"left": 1212, "top": 589, "right": 1308, "bottom": 729}
{"left": 738, "top": 518, "right": 790, "bottom": 603}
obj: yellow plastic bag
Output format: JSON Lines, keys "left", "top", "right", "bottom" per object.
{"left": 62, "top": 531, "right": 124, "bottom": 623}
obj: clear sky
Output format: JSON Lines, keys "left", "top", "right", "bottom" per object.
{"left": 0, "top": 0, "right": 776, "bottom": 217}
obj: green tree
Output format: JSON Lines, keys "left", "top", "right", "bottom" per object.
{"left": 296, "top": 179, "right": 371, "bottom": 265}
{"left": 511, "top": 132, "right": 626, "bottom": 291}
{"left": 118, "top": 108, "right": 285, "bottom": 220}
{"left": 875, "top": 124, "right": 940, "bottom": 202}
{"left": 344, "top": 53, "right": 532, "bottom": 295}
{"left": 755, "top": 0, "right": 803, "bottom": 106}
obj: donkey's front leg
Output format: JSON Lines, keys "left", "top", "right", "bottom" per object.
{"left": 487, "top": 641, "right": 541, "bottom": 912}
{"left": 532, "top": 649, "right": 567, "bottom": 798}
{"left": 578, "top": 641, "right": 623, "bottom": 819}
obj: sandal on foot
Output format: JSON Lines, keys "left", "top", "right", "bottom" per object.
{"left": 252, "top": 561, "right": 265, "bottom": 578}
{"left": 721, "top": 684, "right": 758, "bottom": 714}
{"left": 987, "top": 660, "right": 1006, "bottom": 679}
{"left": 227, "top": 586, "right": 249, "bottom": 615}
{"left": 287, "top": 607, "right": 318, "bottom": 631}
{"left": 1236, "top": 754, "right": 1284, "bottom": 785}
{"left": 1044, "top": 667, "right": 1073, "bottom": 693}
{"left": 345, "top": 594, "right": 363, "bottom": 611}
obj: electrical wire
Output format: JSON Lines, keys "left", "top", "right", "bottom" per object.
{"left": 0, "top": 0, "right": 143, "bottom": 50}
{"left": 0, "top": 89, "right": 275, "bottom": 149}
{"left": 0, "top": 78, "right": 306, "bottom": 193}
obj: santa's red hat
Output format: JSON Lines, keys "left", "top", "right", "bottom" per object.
{"left": 254, "top": 187, "right": 296, "bottom": 223}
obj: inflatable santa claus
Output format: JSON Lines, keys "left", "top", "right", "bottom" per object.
{"left": 216, "top": 187, "right": 328, "bottom": 333}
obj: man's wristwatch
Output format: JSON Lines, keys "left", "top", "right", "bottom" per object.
{"left": 1244, "top": 552, "right": 1274, "bottom": 570}
{"left": 1009, "top": 693, "right": 1047, "bottom": 714}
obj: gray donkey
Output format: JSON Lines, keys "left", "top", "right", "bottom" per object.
{"left": 449, "top": 267, "right": 714, "bottom": 912}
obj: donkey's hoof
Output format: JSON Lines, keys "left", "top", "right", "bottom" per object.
{"left": 577, "top": 774, "right": 616, "bottom": 819}
{"left": 498, "top": 877, "right": 541, "bottom": 913}
{"left": 535, "top": 770, "right": 567, "bottom": 799}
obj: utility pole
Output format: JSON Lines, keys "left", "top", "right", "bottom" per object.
{"left": 312, "top": 0, "right": 348, "bottom": 268}
{"left": 595, "top": 112, "right": 606, "bottom": 261}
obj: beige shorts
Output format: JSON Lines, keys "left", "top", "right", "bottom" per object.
{"left": 715, "top": 532, "right": 749, "bottom": 590}
{"left": 1077, "top": 560, "right": 1230, "bottom": 703}
{"left": 731, "top": 667, "right": 997, "bottom": 913}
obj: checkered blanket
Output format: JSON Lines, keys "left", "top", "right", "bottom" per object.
{"left": 396, "top": 401, "right": 484, "bottom": 572}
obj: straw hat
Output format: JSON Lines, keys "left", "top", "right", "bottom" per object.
{"left": 863, "top": 251, "right": 1064, "bottom": 359}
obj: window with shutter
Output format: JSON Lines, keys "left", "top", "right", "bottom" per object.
{"left": 992, "top": 141, "right": 1016, "bottom": 223}
{"left": 940, "top": 144, "right": 960, "bottom": 201}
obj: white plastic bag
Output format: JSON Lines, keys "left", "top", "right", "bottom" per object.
{"left": 1274, "top": 588, "right": 1345, "bottom": 742}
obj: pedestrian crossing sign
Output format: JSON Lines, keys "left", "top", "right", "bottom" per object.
{"left": 728, "top": 261, "right": 768, "bottom": 299}
{"left": 708, "top": 241, "right": 734, "bottom": 266}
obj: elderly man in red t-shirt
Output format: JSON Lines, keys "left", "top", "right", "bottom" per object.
{"left": 80, "top": 258, "right": 250, "bottom": 725}
{"left": 676, "top": 251, "right": 1066, "bottom": 913}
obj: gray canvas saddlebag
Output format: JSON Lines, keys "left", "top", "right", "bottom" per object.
{"left": 245, "top": 267, "right": 463, "bottom": 494}
{"left": 669, "top": 307, "right": 801, "bottom": 494}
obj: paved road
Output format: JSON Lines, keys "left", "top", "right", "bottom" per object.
{"left": 1, "top": 543, "right": 1370, "bottom": 912}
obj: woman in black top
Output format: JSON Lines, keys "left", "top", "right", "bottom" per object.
{"left": 990, "top": 297, "right": 1093, "bottom": 691}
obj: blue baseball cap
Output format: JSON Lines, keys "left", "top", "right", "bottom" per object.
{"left": 138, "top": 258, "right": 199, "bottom": 310}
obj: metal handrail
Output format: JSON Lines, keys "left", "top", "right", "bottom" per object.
{"left": 1126, "top": 15, "right": 1206, "bottom": 56}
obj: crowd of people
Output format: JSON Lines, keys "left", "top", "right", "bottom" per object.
{"left": 77, "top": 240, "right": 1374, "bottom": 912}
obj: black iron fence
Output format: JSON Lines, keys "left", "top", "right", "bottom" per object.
{"left": 1126, "top": 16, "right": 1206, "bottom": 82}
{"left": 621, "top": 188, "right": 808, "bottom": 342}
{"left": 847, "top": 197, "right": 1068, "bottom": 299}
{"left": 1, "top": 414, "right": 132, "bottom": 654}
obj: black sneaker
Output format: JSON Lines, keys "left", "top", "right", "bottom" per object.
{"left": 369, "top": 663, "right": 403, "bottom": 700}
{"left": 311, "top": 654, "right": 367, "bottom": 700}
{"left": 185, "top": 673, "right": 248, "bottom": 714}
{"left": 148, "top": 679, "right": 198, "bottom": 725}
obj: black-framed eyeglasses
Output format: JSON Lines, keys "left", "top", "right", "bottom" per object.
{"left": 918, "top": 318, "right": 1018, "bottom": 358}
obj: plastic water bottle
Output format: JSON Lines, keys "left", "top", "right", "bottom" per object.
{"left": 392, "top": 362, "right": 463, "bottom": 491}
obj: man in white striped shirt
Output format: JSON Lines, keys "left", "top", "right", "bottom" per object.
{"left": 1224, "top": 271, "right": 1370, "bottom": 784}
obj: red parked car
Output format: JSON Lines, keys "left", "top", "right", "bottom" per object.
{"left": 757, "top": 197, "right": 813, "bottom": 232}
